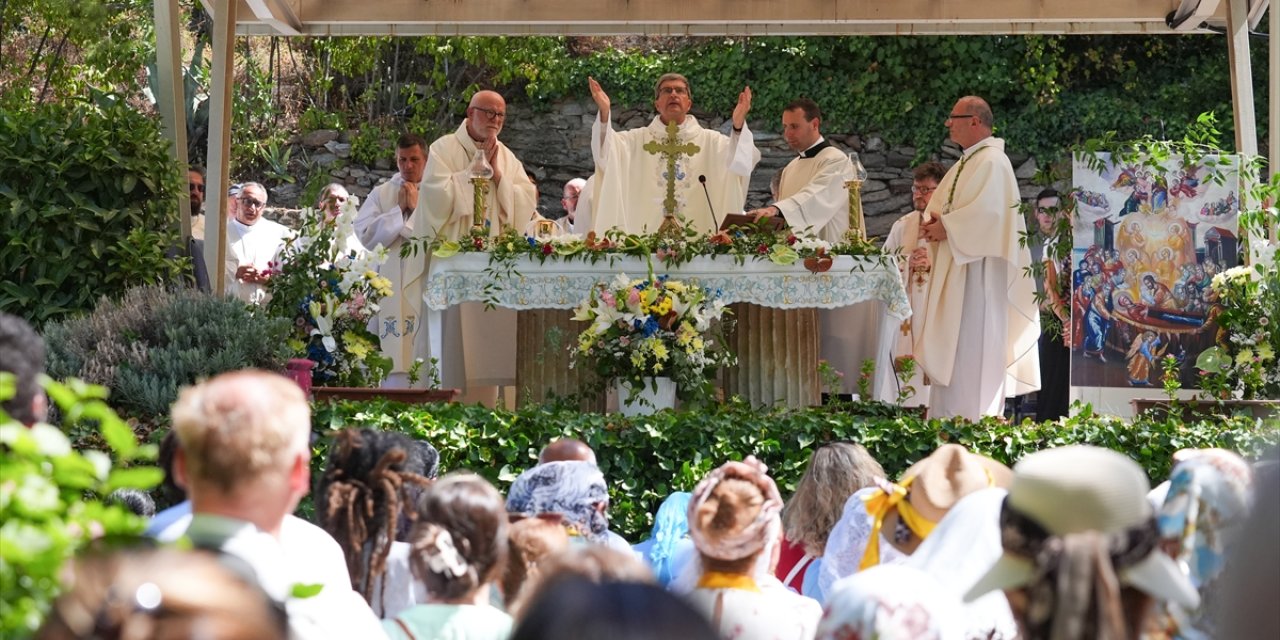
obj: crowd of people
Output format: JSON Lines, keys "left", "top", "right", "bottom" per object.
{"left": 3, "top": 310, "right": 1275, "bottom": 640}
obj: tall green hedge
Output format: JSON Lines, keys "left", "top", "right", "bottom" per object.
{"left": 0, "top": 95, "right": 185, "bottom": 324}
{"left": 313, "top": 399, "right": 1279, "bottom": 540}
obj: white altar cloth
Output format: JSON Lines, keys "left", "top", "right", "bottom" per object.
{"left": 424, "top": 253, "right": 911, "bottom": 400}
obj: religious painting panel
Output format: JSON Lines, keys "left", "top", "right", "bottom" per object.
{"left": 1069, "top": 153, "right": 1240, "bottom": 389}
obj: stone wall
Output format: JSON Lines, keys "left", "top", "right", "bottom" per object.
{"left": 270, "top": 99, "right": 1050, "bottom": 238}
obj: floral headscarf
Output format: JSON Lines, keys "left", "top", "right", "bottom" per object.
{"left": 506, "top": 461, "right": 610, "bottom": 543}
{"left": 687, "top": 456, "right": 784, "bottom": 562}
{"left": 1153, "top": 448, "right": 1254, "bottom": 638}
{"left": 818, "top": 564, "right": 965, "bottom": 640}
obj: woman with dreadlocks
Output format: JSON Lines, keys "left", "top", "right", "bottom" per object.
{"left": 316, "top": 428, "right": 439, "bottom": 618}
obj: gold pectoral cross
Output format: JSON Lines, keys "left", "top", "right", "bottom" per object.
{"left": 643, "top": 120, "right": 701, "bottom": 224}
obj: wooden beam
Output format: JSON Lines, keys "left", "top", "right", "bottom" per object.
{"left": 229, "top": 0, "right": 1225, "bottom": 35}
{"left": 153, "top": 0, "right": 191, "bottom": 243}
{"left": 1227, "top": 0, "right": 1259, "bottom": 156}
{"left": 244, "top": 0, "right": 302, "bottom": 35}
{"left": 206, "top": 0, "right": 238, "bottom": 294}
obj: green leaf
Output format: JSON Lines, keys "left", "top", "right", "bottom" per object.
{"left": 291, "top": 583, "right": 325, "bottom": 599}
{"left": 105, "top": 466, "right": 164, "bottom": 493}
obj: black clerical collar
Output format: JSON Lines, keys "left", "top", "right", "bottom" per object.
{"left": 799, "top": 138, "right": 830, "bottom": 159}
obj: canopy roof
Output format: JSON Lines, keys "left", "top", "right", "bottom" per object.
{"left": 223, "top": 0, "right": 1258, "bottom": 36}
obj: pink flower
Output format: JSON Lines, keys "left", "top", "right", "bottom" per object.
{"left": 628, "top": 290, "right": 641, "bottom": 306}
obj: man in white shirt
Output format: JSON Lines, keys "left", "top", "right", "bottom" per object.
{"left": 169, "top": 370, "right": 386, "bottom": 638}
{"left": 354, "top": 134, "right": 429, "bottom": 387}
{"left": 225, "top": 182, "right": 290, "bottom": 305}
{"left": 746, "top": 98, "right": 852, "bottom": 243}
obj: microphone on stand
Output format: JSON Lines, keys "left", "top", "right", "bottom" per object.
{"left": 698, "top": 175, "right": 721, "bottom": 230}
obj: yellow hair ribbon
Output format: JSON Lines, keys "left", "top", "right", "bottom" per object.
{"left": 858, "top": 475, "right": 938, "bottom": 570}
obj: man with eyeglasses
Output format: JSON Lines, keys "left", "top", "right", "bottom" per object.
{"left": 225, "top": 182, "right": 290, "bottom": 305}
{"left": 586, "top": 73, "right": 760, "bottom": 234}
{"left": 879, "top": 161, "right": 947, "bottom": 406}
{"left": 416, "top": 89, "right": 537, "bottom": 400}
{"left": 913, "top": 96, "right": 1040, "bottom": 421}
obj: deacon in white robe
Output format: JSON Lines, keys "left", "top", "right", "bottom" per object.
{"left": 587, "top": 74, "right": 760, "bottom": 234}
{"left": 354, "top": 135, "right": 430, "bottom": 386}
{"left": 747, "top": 99, "right": 851, "bottom": 243}
{"left": 877, "top": 161, "right": 948, "bottom": 406}
{"left": 917, "top": 97, "right": 1040, "bottom": 420}
{"left": 225, "top": 182, "right": 290, "bottom": 305}
{"left": 418, "top": 90, "right": 537, "bottom": 393}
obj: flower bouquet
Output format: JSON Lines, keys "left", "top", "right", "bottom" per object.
{"left": 266, "top": 200, "right": 394, "bottom": 387}
{"left": 570, "top": 273, "right": 735, "bottom": 407}
{"left": 1195, "top": 244, "right": 1280, "bottom": 400}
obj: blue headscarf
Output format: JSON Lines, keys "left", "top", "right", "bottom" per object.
{"left": 643, "top": 492, "right": 692, "bottom": 584}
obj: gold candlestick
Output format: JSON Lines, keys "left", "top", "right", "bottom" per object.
{"left": 470, "top": 176, "right": 490, "bottom": 236}
{"left": 844, "top": 152, "right": 869, "bottom": 242}
{"left": 845, "top": 179, "right": 866, "bottom": 242}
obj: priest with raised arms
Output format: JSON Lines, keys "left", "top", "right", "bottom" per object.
{"left": 745, "top": 97, "right": 852, "bottom": 243}
{"left": 417, "top": 89, "right": 537, "bottom": 404}
{"left": 587, "top": 74, "right": 761, "bottom": 234}
{"left": 916, "top": 96, "right": 1040, "bottom": 420}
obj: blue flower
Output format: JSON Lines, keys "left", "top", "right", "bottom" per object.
{"left": 526, "top": 236, "right": 538, "bottom": 248}
{"left": 642, "top": 317, "right": 660, "bottom": 337}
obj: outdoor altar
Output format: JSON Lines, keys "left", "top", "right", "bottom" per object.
{"left": 424, "top": 252, "right": 911, "bottom": 408}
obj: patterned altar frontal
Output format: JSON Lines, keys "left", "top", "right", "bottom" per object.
{"left": 1070, "top": 153, "right": 1240, "bottom": 389}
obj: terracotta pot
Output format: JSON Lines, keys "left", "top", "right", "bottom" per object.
{"left": 284, "top": 359, "right": 316, "bottom": 396}
{"left": 311, "top": 386, "right": 461, "bottom": 404}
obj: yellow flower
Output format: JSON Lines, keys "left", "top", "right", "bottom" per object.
{"left": 1257, "top": 344, "right": 1274, "bottom": 362}
{"left": 1236, "top": 349, "right": 1254, "bottom": 366}
{"left": 364, "top": 269, "right": 379, "bottom": 279}
{"left": 344, "top": 331, "right": 371, "bottom": 359}
{"left": 692, "top": 337, "right": 705, "bottom": 352}
{"left": 664, "top": 281, "right": 687, "bottom": 293}
{"left": 630, "top": 350, "right": 647, "bottom": 369}
{"left": 654, "top": 296, "right": 673, "bottom": 316}
{"left": 652, "top": 341, "right": 669, "bottom": 361}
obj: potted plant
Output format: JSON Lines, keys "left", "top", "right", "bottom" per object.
{"left": 571, "top": 272, "right": 735, "bottom": 415}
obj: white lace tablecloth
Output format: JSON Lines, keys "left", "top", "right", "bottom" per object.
{"left": 424, "top": 253, "right": 910, "bottom": 319}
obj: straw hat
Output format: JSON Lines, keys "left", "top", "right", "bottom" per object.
{"left": 965, "top": 446, "right": 1199, "bottom": 609}
{"left": 902, "top": 444, "right": 1013, "bottom": 522}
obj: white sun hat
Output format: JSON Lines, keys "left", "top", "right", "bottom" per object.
{"left": 964, "top": 445, "right": 1199, "bottom": 610}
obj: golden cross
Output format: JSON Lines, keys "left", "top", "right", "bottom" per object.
{"left": 643, "top": 120, "right": 701, "bottom": 217}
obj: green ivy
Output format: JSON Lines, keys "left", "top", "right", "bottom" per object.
{"left": 313, "top": 399, "right": 1279, "bottom": 541}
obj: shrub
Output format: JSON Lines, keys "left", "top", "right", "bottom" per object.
{"left": 0, "top": 95, "right": 187, "bottom": 323}
{"left": 313, "top": 399, "right": 1280, "bottom": 541}
{"left": 43, "top": 286, "right": 292, "bottom": 438}
{"left": 0, "top": 375, "right": 160, "bottom": 637}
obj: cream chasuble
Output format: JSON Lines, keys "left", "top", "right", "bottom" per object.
{"left": 590, "top": 116, "right": 760, "bottom": 234}
{"left": 915, "top": 137, "right": 1040, "bottom": 419}
{"left": 880, "top": 211, "right": 932, "bottom": 406}
{"left": 225, "top": 217, "right": 290, "bottom": 305}
{"left": 354, "top": 174, "right": 427, "bottom": 378}
{"left": 418, "top": 121, "right": 537, "bottom": 389}
{"left": 775, "top": 143, "right": 852, "bottom": 244}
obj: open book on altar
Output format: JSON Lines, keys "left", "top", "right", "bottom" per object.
{"left": 719, "top": 213, "right": 787, "bottom": 233}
